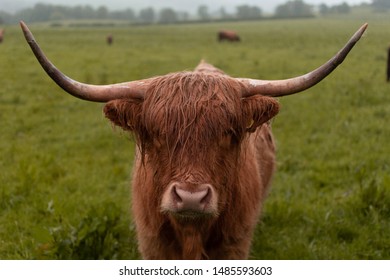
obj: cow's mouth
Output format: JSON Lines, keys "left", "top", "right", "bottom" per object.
{"left": 171, "top": 209, "right": 216, "bottom": 220}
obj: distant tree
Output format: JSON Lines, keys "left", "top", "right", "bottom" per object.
{"left": 83, "top": 5, "right": 96, "bottom": 19}
{"left": 97, "top": 6, "right": 109, "bottom": 19}
{"left": 111, "top": 8, "right": 136, "bottom": 21}
{"left": 29, "top": 3, "right": 51, "bottom": 21}
{"left": 319, "top": 2, "right": 351, "bottom": 15}
{"left": 49, "top": 11, "right": 65, "bottom": 21}
{"left": 177, "top": 11, "right": 190, "bottom": 21}
{"left": 197, "top": 5, "right": 210, "bottom": 21}
{"left": 72, "top": 5, "right": 95, "bottom": 19}
{"left": 275, "top": 0, "right": 314, "bottom": 18}
{"left": 219, "top": 7, "right": 232, "bottom": 19}
{"left": 0, "top": 11, "right": 13, "bottom": 24}
{"left": 236, "top": 5, "right": 262, "bottom": 19}
{"left": 332, "top": 2, "right": 351, "bottom": 13}
{"left": 319, "top": 3, "right": 330, "bottom": 15}
{"left": 159, "top": 8, "right": 177, "bottom": 24}
{"left": 138, "top": 7, "right": 155, "bottom": 24}
{"left": 372, "top": 0, "right": 390, "bottom": 11}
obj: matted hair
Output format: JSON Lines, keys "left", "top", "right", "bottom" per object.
{"left": 104, "top": 71, "right": 279, "bottom": 168}
{"left": 140, "top": 72, "right": 247, "bottom": 162}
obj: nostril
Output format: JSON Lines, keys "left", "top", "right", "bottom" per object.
{"left": 200, "top": 187, "right": 211, "bottom": 205}
{"left": 171, "top": 185, "right": 183, "bottom": 203}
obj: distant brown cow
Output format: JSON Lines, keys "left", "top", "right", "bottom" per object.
{"left": 387, "top": 46, "right": 390, "bottom": 82}
{"left": 218, "top": 30, "right": 240, "bottom": 42}
{"left": 0, "top": 29, "right": 4, "bottom": 43}
{"left": 107, "top": 34, "right": 113, "bottom": 45}
{"left": 20, "top": 21, "right": 367, "bottom": 259}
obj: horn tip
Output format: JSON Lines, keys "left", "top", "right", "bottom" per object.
{"left": 20, "top": 21, "right": 29, "bottom": 35}
{"left": 20, "top": 20, "right": 35, "bottom": 43}
{"left": 361, "top": 22, "right": 368, "bottom": 33}
{"left": 20, "top": 21, "right": 27, "bottom": 31}
{"left": 352, "top": 22, "right": 368, "bottom": 44}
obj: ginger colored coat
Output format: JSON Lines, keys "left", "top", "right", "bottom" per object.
{"left": 104, "top": 66, "right": 279, "bottom": 259}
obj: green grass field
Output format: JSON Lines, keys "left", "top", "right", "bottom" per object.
{"left": 1, "top": 15, "right": 390, "bottom": 259}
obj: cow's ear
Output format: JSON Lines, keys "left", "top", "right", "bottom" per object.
{"left": 242, "top": 96, "right": 280, "bottom": 133}
{"left": 103, "top": 99, "right": 143, "bottom": 131}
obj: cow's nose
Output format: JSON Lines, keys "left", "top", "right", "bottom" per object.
{"left": 170, "top": 182, "right": 212, "bottom": 213}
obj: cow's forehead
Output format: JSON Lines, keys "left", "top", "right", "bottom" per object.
{"left": 143, "top": 72, "right": 244, "bottom": 128}
{"left": 146, "top": 72, "right": 244, "bottom": 102}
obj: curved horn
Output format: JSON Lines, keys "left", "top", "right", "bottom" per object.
{"left": 239, "top": 23, "right": 368, "bottom": 98}
{"left": 20, "top": 21, "right": 149, "bottom": 102}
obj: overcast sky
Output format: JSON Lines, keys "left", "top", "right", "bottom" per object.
{"left": 1, "top": 0, "right": 369, "bottom": 13}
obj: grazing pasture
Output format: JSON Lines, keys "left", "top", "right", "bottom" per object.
{"left": 1, "top": 17, "right": 390, "bottom": 259}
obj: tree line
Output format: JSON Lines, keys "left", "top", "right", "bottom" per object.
{"left": 2, "top": 4, "right": 262, "bottom": 25}
{"left": 0, "top": 0, "right": 387, "bottom": 25}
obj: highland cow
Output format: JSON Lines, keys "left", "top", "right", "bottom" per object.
{"left": 218, "top": 30, "right": 240, "bottom": 42}
{"left": 0, "top": 29, "right": 4, "bottom": 43}
{"left": 20, "top": 21, "right": 367, "bottom": 259}
{"left": 107, "top": 34, "right": 113, "bottom": 45}
{"left": 387, "top": 45, "right": 390, "bottom": 82}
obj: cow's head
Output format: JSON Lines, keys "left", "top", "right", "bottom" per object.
{"left": 103, "top": 71, "right": 279, "bottom": 219}
{"left": 20, "top": 21, "right": 367, "bottom": 220}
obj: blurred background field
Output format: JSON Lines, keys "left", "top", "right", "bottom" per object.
{"left": 1, "top": 13, "right": 390, "bottom": 259}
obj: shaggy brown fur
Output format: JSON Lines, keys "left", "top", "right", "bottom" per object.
{"left": 106, "top": 34, "right": 113, "bottom": 45}
{"left": 387, "top": 46, "right": 390, "bottom": 82}
{"left": 104, "top": 62, "right": 279, "bottom": 259}
{"left": 0, "top": 29, "right": 4, "bottom": 43}
{"left": 218, "top": 30, "right": 240, "bottom": 42}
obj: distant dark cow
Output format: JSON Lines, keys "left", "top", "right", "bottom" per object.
{"left": 20, "top": 21, "right": 367, "bottom": 259}
{"left": 0, "top": 29, "right": 4, "bottom": 43}
{"left": 218, "top": 30, "right": 240, "bottom": 42}
{"left": 107, "top": 34, "right": 113, "bottom": 45}
{"left": 387, "top": 46, "right": 390, "bottom": 82}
